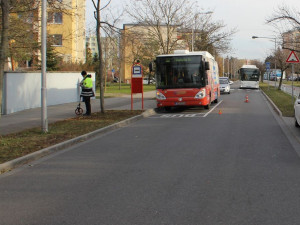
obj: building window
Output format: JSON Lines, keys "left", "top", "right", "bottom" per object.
{"left": 48, "top": 12, "right": 62, "bottom": 24}
{"left": 50, "top": 34, "right": 63, "bottom": 46}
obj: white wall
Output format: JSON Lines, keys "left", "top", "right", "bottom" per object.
{"left": 2, "top": 72, "right": 96, "bottom": 115}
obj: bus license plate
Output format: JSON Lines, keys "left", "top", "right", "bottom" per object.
{"left": 175, "top": 102, "right": 185, "bottom": 105}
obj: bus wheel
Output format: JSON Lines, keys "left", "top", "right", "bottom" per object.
{"left": 204, "top": 104, "right": 210, "bottom": 109}
{"left": 214, "top": 95, "right": 218, "bottom": 103}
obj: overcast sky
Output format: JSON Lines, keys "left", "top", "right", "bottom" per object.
{"left": 86, "top": 0, "right": 300, "bottom": 61}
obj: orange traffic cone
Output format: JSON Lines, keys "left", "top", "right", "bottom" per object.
{"left": 218, "top": 110, "right": 222, "bottom": 115}
{"left": 245, "top": 95, "right": 249, "bottom": 103}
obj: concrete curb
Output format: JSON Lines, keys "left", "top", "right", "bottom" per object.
{"left": 0, "top": 109, "right": 156, "bottom": 174}
{"left": 260, "top": 89, "right": 283, "bottom": 117}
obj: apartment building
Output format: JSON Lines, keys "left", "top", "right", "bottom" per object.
{"left": 282, "top": 30, "right": 300, "bottom": 52}
{"left": 46, "top": 0, "right": 86, "bottom": 63}
{"left": 11, "top": 0, "right": 86, "bottom": 70}
{"left": 86, "top": 35, "right": 99, "bottom": 57}
{"left": 86, "top": 35, "right": 120, "bottom": 81}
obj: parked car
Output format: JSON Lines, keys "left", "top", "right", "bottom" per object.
{"left": 219, "top": 77, "right": 231, "bottom": 94}
{"left": 143, "top": 78, "right": 155, "bottom": 84}
{"left": 295, "top": 93, "right": 300, "bottom": 127}
{"left": 113, "top": 77, "right": 119, "bottom": 83}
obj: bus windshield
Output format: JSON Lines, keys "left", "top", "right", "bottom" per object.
{"left": 156, "top": 56, "right": 205, "bottom": 89}
{"left": 240, "top": 68, "right": 260, "bottom": 81}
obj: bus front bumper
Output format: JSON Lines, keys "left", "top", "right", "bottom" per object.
{"left": 157, "top": 97, "right": 209, "bottom": 108}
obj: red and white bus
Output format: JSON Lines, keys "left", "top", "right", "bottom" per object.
{"left": 154, "top": 50, "right": 220, "bottom": 110}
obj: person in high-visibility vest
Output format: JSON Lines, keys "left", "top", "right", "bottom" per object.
{"left": 80, "top": 71, "right": 94, "bottom": 115}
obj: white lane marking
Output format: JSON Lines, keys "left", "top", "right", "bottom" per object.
{"left": 203, "top": 100, "right": 223, "bottom": 117}
{"left": 149, "top": 100, "right": 223, "bottom": 118}
{"left": 150, "top": 113, "right": 206, "bottom": 118}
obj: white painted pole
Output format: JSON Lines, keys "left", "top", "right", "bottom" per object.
{"left": 41, "top": 0, "right": 48, "bottom": 132}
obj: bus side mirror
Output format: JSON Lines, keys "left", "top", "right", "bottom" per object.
{"left": 205, "top": 62, "right": 210, "bottom": 70}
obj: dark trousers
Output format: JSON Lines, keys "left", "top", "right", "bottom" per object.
{"left": 82, "top": 96, "right": 91, "bottom": 115}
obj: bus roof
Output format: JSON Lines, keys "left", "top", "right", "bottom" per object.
{"left": 156, "top": 50, "right": 215, "bottom": 60}
{"left": 241, "top": 65, "right": 258, "bottom": 69}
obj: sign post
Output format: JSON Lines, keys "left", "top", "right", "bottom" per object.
{"left": 266, "top": 62, "right": 271, "bottom": 90}
{"left": 286, "top": 50, "right": 300, "bottom": 103}
{"left": 131, "top": 61, "right": 144, "bottom": 110}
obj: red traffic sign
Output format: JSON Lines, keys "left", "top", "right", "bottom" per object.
{"left": 286, "top": 51, "right": 300, "bottom": 63}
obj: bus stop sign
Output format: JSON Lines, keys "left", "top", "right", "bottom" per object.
{"left": 131, "top": 63, "right": 144, "bottom": 110}
{"left": 266, "top": 62, "right": 270, "bottom": 72}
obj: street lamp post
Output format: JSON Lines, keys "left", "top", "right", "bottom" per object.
{"left": 252, "top": 35, "right": 277, "bottom": 89}
{"left": 41, "top": 0, "right": 48, "bottom": 133}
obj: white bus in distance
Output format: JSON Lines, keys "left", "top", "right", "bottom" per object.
{"left": 238, "top": 65, "right": 260, "bottom": 89}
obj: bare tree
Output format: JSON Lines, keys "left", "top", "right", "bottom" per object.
{"left": 125, "top": 0, "right": 236, "bottom": 57}
{"left": 125, "top": 0, "right": 194, "bottom": 54}
{"left": 90, "top": 0, "right": 121, "bottom": 113}
{"left": 274, "top": 48, "right": 290, "bottom": 90}
{"left": 184, "top": 12, "right": 237, "bottom": 55}
{"left": 266, "top": 5, "right": 300, "bottom": 85}
{"left": 91, "top": 0, "right": 105, "bottom": 113}
{"left": 267, "top": 5, "right": 300, "bottom": 53}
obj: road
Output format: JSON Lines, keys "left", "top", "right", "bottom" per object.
{"left": 1, "top": 85, "right": 300, "bottom": 225}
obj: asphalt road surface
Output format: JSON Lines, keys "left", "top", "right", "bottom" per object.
{"left": 1, "top": 86, "right": 300, "bottom": 225}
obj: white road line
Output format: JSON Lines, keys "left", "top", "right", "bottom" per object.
{"left": 149, "top": 100, "right": 223, "bottom": 119}
{"left": 150, "top": 113, "right": 206, "bottom": 118}
{"left": 203, "top": 100, "right": 223, "bottom": 117}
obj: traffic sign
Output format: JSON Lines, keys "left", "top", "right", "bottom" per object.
{"left": 131, "top": 63, "right": 144, "bottom": 110}
{"left": 286, "top": 51, "right": 300, "bottom": 63}
{"left": 266, "top": 62, "right": 271, "bottom": 72}
{"left": 132, "top": 65, "right": 142, "bottom": 77}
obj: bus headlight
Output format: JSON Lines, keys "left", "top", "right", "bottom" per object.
{"left": 156, "top": 91, "right": 166, "bottom": 100}
{"left": 195, "top": 89, "right": 206, "bottom": 99}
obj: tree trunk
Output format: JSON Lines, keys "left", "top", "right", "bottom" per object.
{"left": 278, "top": 70, "right": 284, "bottom": 90}
{"left": 0, "top": 0, "right": 10, "bottom": 117}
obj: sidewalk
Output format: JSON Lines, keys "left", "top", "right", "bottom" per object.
{"left": 0, "top": 91, "right": 156, "bottom": 136}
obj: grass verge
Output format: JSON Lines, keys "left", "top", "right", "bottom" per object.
{"left": 97, "top": 83, "right": 156, "bottom": 97}
{"left": 260, "top": 82, "right": 296, "bottom": 117}
{"left": 0, "top": 110, "right": 143, "bottom": 164}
